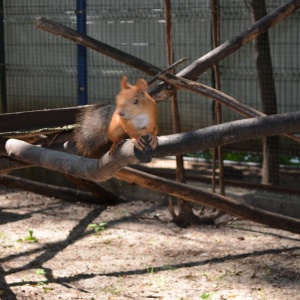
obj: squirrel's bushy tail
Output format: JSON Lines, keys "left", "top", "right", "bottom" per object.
{"left": 73, "top": 104, "right": 115, "bottom": 158}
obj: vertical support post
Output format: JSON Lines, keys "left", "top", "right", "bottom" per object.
{"left": 164, "top": 0, "right": 197, "bottom": 225}
{"left": 250, "top": 0, "right": 279, "bottom": 185}
{"left": 0, "top": 0, "right": 7, "bottom": 113}
{"left": 211, "top": 0, "right": 225, "bottom": 195}
{"left": 76, "top": 0, "right": 88, "bottom": 105}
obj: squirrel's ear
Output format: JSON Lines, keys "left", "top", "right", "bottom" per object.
{"left": 136, "top": 79, "right": 148, "bottom": 93}
{"left": 120, "top": 76, "right": 131, "bottom": 89}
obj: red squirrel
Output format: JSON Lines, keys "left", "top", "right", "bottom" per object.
{"left": 74, "top": 76, "right": 158, "bottom": 158}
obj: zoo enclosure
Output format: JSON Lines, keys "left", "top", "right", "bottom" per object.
{"left": 1, "top": 0, "right": 300, "bottom": 186}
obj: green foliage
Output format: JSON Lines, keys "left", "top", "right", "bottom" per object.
{"left": 88, "top": 222, "right": 107, "bottom": 235}
{"left": 17, "top": 229, "right": 39, "bottom": 243}
{"left": 25, "top": 229, "right": 39, "bottom": 243}
{"left": 35, "top": 269, "right": 46, "bottom": 275}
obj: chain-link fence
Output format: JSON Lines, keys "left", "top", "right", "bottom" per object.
{"left": 2, "top": 0, "right": 300, "bottom": 186}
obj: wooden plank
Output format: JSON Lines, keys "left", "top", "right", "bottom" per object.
{"left": 0, "top": 106, "right": 87, "bottom": 135}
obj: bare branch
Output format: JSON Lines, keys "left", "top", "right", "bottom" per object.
{"left": 115, "top": 167, "right": 300, "bottom": 234}
{"left": 35, "top": 17, "right": 161, "bottom": 77}
{"left": 1, "top": 136, "right": 154, "bottom": 182}
{"left": 158, "top": 74, "right": 300, "bottom": 142}
{"left": 156, "top": 111, "right": 300, "bottom": 158}
{"left": 0, "top": 111, "right": 299, "bottom": 180}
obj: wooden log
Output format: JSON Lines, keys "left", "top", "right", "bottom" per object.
{"left": 1, "top": 111, "right": 300, "bottom": 181}
{"left": 114, "top": 167, "right": 300, "bottom": 234}
{"left": 155, "top": 111, "right": 300, "bottom": 158}
{"left": 0, "top": 174, "right": 110, "bottom": 205}
{"left": 36, "top": 17, "right": 161, "bottom": 77}
{"left": 1, "top": 135, "right": 154, "bottom": 182}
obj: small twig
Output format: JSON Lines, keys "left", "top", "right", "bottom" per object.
{"left": 147, "top": 57, "right": 190, "bottom": 86}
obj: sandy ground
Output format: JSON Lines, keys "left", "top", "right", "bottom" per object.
{"left": 0, "top": 185, "right": 300, "bottom": 300}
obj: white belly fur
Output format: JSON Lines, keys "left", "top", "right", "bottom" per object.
{"left": 133, "top": 113, "right": 148, "bottom": 130}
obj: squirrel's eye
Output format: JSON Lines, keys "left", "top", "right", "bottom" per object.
{"left": 133, "top": 98, "right": 139, "bottom": 105}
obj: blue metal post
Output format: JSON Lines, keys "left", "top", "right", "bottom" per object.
{"left": 76, "top": 0, "right": 88, "bottom": 105}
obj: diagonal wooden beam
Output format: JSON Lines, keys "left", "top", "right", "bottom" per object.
{"left": 0, "top": 106, "right": 85, "bottom": 136}
{"left": 175, "top": 0, "right": 300, "bottom": 81}
{"left": 36, "top": 17, "right": 161, "bottom": 77}
{"left": 115, "top": 166, "right": 300, "bottom": 234}
{"left": 36, "top": 0, "right": 300, "bottom": 101}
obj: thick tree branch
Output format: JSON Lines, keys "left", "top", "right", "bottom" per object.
{"left": 0, "top": 135, "right": 156, "bottom": 181}
{"left": 158, "top": 74, "right": 300, "bottom": 142}
{"left": 155, "top": 111, "right": 300, "bottom": 158}
{"left": 0, "top": 111, "right": 299, "bottom": 180}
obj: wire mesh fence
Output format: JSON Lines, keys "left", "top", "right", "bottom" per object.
{"left": 1, "top": 0, "right": 300, "bottom": 186}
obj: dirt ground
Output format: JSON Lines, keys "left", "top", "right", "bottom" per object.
{"left": 0, "top": 184, "right": 300, "bottom": 300}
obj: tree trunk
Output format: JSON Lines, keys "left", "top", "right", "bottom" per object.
{"left": 164, "top": 0, "right": 197, "bottom": 225}
{"left": 250, "top": 0, "right": 280, "bottom": 185}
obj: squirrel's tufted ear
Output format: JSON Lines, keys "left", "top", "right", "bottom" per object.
{"left": 120, "top": 76, "right": 132, "bottom": 89}
{"left": 136, "top": 79, "right": 148, "bottom": 93}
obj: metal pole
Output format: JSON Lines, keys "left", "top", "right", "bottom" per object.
{"left": 76, "top": 0, "right": 88, "bottom": 105}
{"left": 0, "top": 0, "right": 7, "bottom": 113}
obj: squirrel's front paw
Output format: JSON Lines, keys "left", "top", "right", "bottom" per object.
{"left": 132, "top": 135, "right": 158, "bottom": 151}
{"left": 147, "top": 134, "right": 158, "bottom": 149}
{"left": 132, "top": 136, "right": 146, "bottom": 151}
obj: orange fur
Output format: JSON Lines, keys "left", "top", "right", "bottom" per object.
{"left": 107, "top": 76, "right": 158, "bottom": 154}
